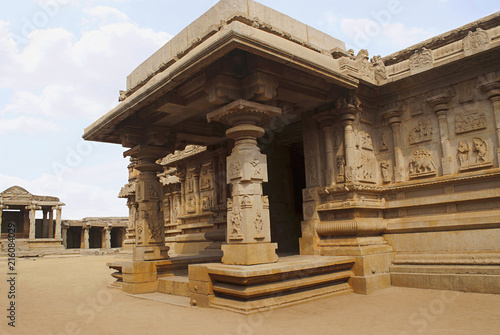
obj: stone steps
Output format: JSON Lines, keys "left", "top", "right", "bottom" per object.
{"left": 158, "top": 271, "right": 190, "bottom": 297}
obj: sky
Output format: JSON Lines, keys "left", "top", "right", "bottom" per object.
{"left": 0, "top": 0, "right": 498, "bottom": 219}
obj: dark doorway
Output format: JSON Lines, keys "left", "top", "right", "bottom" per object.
{"left": 1, "top": 210, "right": 23, "bottom": 236}
{"left": 67, "top": 227, "right": 82, "bottom": 249}
{"left": 89, "top": 227, "right": 103, "bottom": 249}
{"left": 111, "top": 228, "right": 124, "bottom": 248}
{"left": 262, "top": 138, "right": 306, "bottom": 255}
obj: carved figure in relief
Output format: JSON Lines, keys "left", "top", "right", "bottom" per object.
{"left": 336, "top": 157, "right": 346, "bottom": 183}
{"left": 463, "top": 28, "right": 490, "bottom": 55}
{"left": 379, "top": 131, "right": 390, "bottom": 151}
{"left": 241, "top": 195, "right": 252, "bottom": 209}
{"left": 202, "top": 194, "right": 211, "bottom": 211}
{"left": 230, "top": 209, "right": 242, "bottom": 236}
{"left": 355, "top": 154, "right": 375, "bottom": 182}
{"left": 355, "top": 130, "right": 373, "bottom": 150}
{"left": 262, "top": 196, "right": 269, "bottom": 209}
{"left": 455, "top": 111, "right": 486, "bottom": 134}
{"left": 187, "top": 195, "right": 196, "bottom": 213}
{"left": 409, "top": 120, "right": 433, "bottom": 144}
{"left": 229, "top": 161, "right": 241, "bottom": 178}
{"left": 250, "top": 158, "right": 261, "bottom": 176}
{"left": 409, "top": 150, "right": 436, "bottom": 177}
{"left": 457, "top": 142, "right": 470, "bottom": 166}
{"left": 371, "top": 55, "right": 387, "bottom": 83}
{"left": 472, "top": 137, "right": 489, "bottom": 163}
{"left": 380, "top": 161, "right": 391, "bottom": 183}
{"left": 254, "top": 211, "right": 263, "bottom": 238}
{"left": 227, "top": 198, "right": 233, "bottom": 211}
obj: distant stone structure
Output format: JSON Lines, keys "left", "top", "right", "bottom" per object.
{"left": 0, "top": 186, "right": 64, "bottom": 252}
{"left": 62, "top": 217, "right": 127, "bottom": 250}
{"left": 84, "top": 0, "right": 500, "bottom": 313}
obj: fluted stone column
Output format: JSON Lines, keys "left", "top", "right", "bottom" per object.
{"left": 124, "top": 145, "right": 171, "bottom": 261}
{"left": 314, "top": 111, "right": 336, "bottom": 187}
{"left": 478, "top": 72, "right": 500, "bottom": 162}
{"left": 383, "top": 106, "right": 404, "bottom": 182}
{"left": 427, "top": 89, "right": 455, "bottom": 175}
{"left": 207, "top": 99, "right": 281, "bottom": 265}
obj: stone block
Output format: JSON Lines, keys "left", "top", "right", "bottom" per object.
{"left": 189, "top": 280, "right": 214, "bottom": 295}
{"left": 122, "top": 281, "right": 158, "bottom": 294}
{"left": 350, "top": 273, "right": 391, "bottom": 295}
{"left": 188, "top": 263, "right": 212, "bottom": 282}
{"left": 133, "top": 245, "right": 169, "bottom": 261}
{"left": 351, "top": 252, "right": 392, "bottom": 277}
{"left": 190, "top": 293, "right": 214, "bottom": 308}
{"left": 122, "top": 272, "right": 157, "bottom": 284}
{"left": 121, "top": 261, "right": 157, "bottom": 274}
{"left": 221, "top": 243, "right": 278, "bottom": 265}
{"left": 299, "top": 236, "right": 320, "bottom": 255}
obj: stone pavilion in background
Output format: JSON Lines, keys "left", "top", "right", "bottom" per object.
{"left": 84, "top": 0, "right": 500, "bottom": 313}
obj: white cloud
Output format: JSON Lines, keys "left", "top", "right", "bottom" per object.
{"left": 341, "top": 18, "right": 434, "bottom": 53}
{"left": 0, "top": 115, "right": 63, "bottom": 135}
{"left": 0, "top": 8, "right": 172, "bottom": 124}
{"left": 84, "top": 5, "right": 129, "bottom": 24}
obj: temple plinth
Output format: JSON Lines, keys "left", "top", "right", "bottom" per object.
{"left": 207, "top": 99, "right": 281, "bottom": 265}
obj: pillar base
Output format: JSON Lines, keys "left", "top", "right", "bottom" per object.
{"left": 221, "top": 243, "right": 278, "bottom": 265}
{"left": 133, "top": 245, "right": 170, "bottom": 261}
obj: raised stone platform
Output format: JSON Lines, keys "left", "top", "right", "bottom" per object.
{"left": 188, "top": 255, "right": 355, "bottom": 314}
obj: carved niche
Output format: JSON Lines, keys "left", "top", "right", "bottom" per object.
{"left": 410, "top": 48, "right": 433, "bottom": 74}
{"left": 355, "top": 129, "right": 373, "bottom": 151}
{"left": 336, "top": 156, "right": 345, "bottom": 183}
{"left": 187, "top": 195, "right": 196, "bottom": 213}
{"left": 378, "top": 130, "right": 390, "bottom": 151}
{"left": 409, "top": 150, "right": 437, "bottom": 179}
{"left": 241, "top": 195, "right": 252, "bottom": 209}
{"left": 254, "top": 211, "right": 264, "bottom": 240}
{"left": 463, "top": 28, "right": 490, "bottom": 56}
{"left": 200, "top": 163, "right": 213, "bottom": 190}
{"left": 201, "top": 194, "right": 212, "bottom": 211}
{"left": 455, "top": 111, "right": 487, "bottom": 134}
{"left": 380, "top": 161, "right": 391, "bottom": 183}
{"left": 458, "top": 137, "right": 493, "bottom": 171}
{"left": 355, "top": 153, "right": 376, "bottom": 183}
{"left": 409, "top": 119, "right": 433, "bottom": 144}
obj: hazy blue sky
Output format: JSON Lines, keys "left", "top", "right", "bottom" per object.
{"left": 0, "top": 0, "right": 498, "bottom": 219}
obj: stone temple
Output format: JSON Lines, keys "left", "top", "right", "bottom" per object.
{"left": 83, "top": 0, "right": 500, "bottom": 313}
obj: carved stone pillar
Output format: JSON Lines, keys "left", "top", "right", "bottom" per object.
{"left": 314, "top": 111, "right": 336, "bottom": 187}
{"left": 123, "top": 198, "right": 136, "bottom": 250}
{"left": 55, "top": 205, "right": 62, "bottom": 239}
{"left": 83, "top": 226, "right": 90, "bottom": 249}
{"left": 427, "top": 88, "right": 455, "bottom": 175}
{"left": 383, "top": 105, "right": 404, "bottom": 182}
{"left": 192, "top": 167, "right": 201, "bottom": 213}
{"left": 104, "top": 225, "right": 112, "bottom": 249}
{"left": 124, "top": 145, "right": 171, "bottom": 261}
{"left": 48, "top": 207, "right": 54, "bottom": 238}
{"left": 178, "top": 173, "right": 186, "bottom": 216}
{"left": 207, "top": 99, "right": 281, "bottom": 265}
{"left": 62, "top": 226, "right": 68, "bottom": 248}
{"left": 0, "top": 203, "right": 3, "bottom": 233}
{"left": 337, "top": 97, "right": 360, "bottom": 183}
{"left": 28, "top": 204, "right": 37, "bottom": 240}
{"left": 478, "top": 72, "right": 500, "bottom": 163}
{"left": 42, "top": 208, "right": 48, "bottom": 238}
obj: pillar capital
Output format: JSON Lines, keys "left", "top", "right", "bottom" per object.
{"left": 313, "top": 110, "right": 336, "bottom": 129}
{"left": 426, "top": 87, "right": 455, "bottom": 114}
{"left": 382, "top": 102, "right": 403, "bottom": 125}
{"left": 477, "top": 71, "right": 500, "bottom": 99}
{"left": 124, "top": 145, "right": 172, "bottom": 173}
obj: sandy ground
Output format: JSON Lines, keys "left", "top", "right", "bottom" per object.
{"left": 0, "top": 255, "right": 499, "bottom": 335}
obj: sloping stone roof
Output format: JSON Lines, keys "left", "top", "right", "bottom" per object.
{"left": 1, "top": 186, "right": 61, "bottom": 203}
